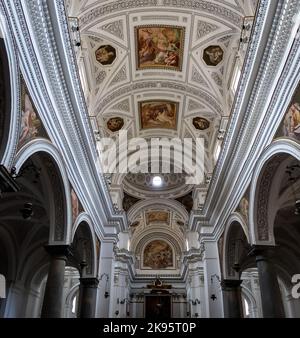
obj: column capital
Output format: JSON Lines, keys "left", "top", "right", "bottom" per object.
{"left": 221, "top": 279, "right": 243, "bottom": 290}
{"left": 79, "top": 277, "right": 99, "bottom": 288}
{"left": 248, "top": 245, "right": 278, "bottom": 259}
{"left": 44, "top": 244, "right": 71, "bottom": 260}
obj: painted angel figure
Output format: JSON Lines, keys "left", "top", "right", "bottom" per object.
{"left": 19, "top": 94, "right": 40, "bottom": 145}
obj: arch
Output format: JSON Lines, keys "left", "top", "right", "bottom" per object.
{"left": 65, "top": 282, "right": 80, "bottom": 317}
{"left": 95, "top": 84, "right": 222, "bottom": 119}
{"left": 241, "top": 285, "right": 259, "bottom": 318}
{"left": 19, "top": 238, "right": 50, "bottom": 288}
{"left": 273, "top": 220, "right": 300, "bottom": 278}
{"left": 65, "top": 282, "right": 80, "bottom": 306}
{"left": 30, "top": 263, "right": 50, "bottom": 290}
{"left": 0, "top": 12, "right": 20, "bottom": 167}
{"left": 128, "top": 198, "right": 189, "bottom": 223}
{"left": 223, "top": 213, "right": 251, "bottom": 280}
{"left": 134, "top": 231, "right": 183, "bottom": 257}
{"left": 224, "top": 212, "right": 250, "bottom": 243}
{"left": 13, "top": 139, "right": 72, "bottom": 244}
{"left": 72, "top": 212, "right": 98, "bottom": 277}
{"left": 249, "top": 139, "right": 300, "bottom": 245}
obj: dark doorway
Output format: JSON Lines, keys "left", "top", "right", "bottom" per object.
{"left": 145, "top": 295, "right": 171, "bottom": 319}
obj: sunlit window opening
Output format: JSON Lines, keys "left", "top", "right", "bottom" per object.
{"left": 72, "top": 296, "right": 77, "bottom": 314}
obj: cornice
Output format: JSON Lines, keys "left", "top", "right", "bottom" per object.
{"left": 113, "top": 247, "right": 138, "bottom": 281}
{"left": 210, "top": 15, "right": 300, "bottom": 242}
{"left": 203, "top": 0, "right": 275, "bottom": 215}
{"left": 79, "top": 0, "right": 243, "bottom": 29}
{"left": 127, "top": 198, "right": 189, "bottom": 222}
{"left": 2, "top": 0, "right": 127, "bottom": 239}
{"left": 192, "top": 0, "right": 300, "bottom": 238}
{"left": 51, "top": 0, "right": 127, "bottom": 231}
{"left": 0, "top": 2, "right": 21, "bottom": 169}
{"left": 182, "top": 248, "right": 204, "bottom": 264}
{"left": 94, "top": 80, "right": 222, "bottom": 116}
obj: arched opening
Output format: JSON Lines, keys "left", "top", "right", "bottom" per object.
{"left": 224, "top": 220, "right": 252, "bottom": 281}
{"left": 223, "top": 218, "right": 258, "bottom": 318}
{"left": 243, "top": 297, "right": 250, "bottom": 317}
{"left": 241, "top": 268, "right": 262, "bottom": 318}
{"left": 33, "top": 217, "right": 98, "bottom": 318}
{"left": 0, "top": 25, "right": 12, "bottom": 160}
{"left": 63, "top": 220, "right": 98, "bottom": 318}
{"left": 249, "top": 142, "right": 300, "bottom": 317}
{"left": 63, "top": 267, "right": 80, "bottom": 318}
{"left": 71, "top": 221, "right": 96, "bottom": 278}
{"left": 0, "top": 149, "right": 70, "bottom": 317}
{"left": 271, "top": 157, "right": 300, "bottom": 317}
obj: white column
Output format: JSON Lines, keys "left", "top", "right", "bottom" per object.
{"left": 199, "top": 274, "right": 207, "bottom": 317}
{"left": 118, "top": 232, "right": 130, "bottom": 251}
{"left": 172, "top": 295, "right": 182, "bottom": 318}
{"left": 186, "top": 231, "right": 200, "bottom": 250}
{"left": 202, "top": 241, "right": 224, "bottom": 318}
{"left": 109, "top": 186, "right": 124, "bottom": 211}
{"left": 188, "top": 267, "right": 204, "bottom": 318}
{"left": 180, "top": 295, "right": 188, "bottom": 318}
{"left": 96, "top": 241, "right": 115, "bottom": 318}
{"left": 184, "top": 232, "right": 203, "bottom": 318}
{"left": 109, "top": 262, "right": 129, "bottom": 318}
{"left": 130, "top": 294, "right": 144, "bottom": 318}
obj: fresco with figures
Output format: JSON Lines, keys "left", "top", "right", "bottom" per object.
{"left": 280, "top": 85, "right": 300, "bottom": 141}
{"left": 95, "top": 45, "right": 116, "bottom": 66}
{"left": 203, "top": 45, "right": 224, "bottom": 66}
{"left": 140, "top": 101, "right": 177, "bottom": 130}
{"left": 143, "top": 240, "right": 173, "bottom": 269}
{"left": 71, "top": 188, "right": 84, "bottom": 223}
{"left": 193, "top": 117, "right": 210, "bottom": 130}
{"left": 146, "top": 211, "right": 169, "bottom": 224}
{"left": 19, "top": 80, "right": 47, "bottom": 149}
{"left": 276, "top": 84, "right": 300, "bottom": 141}
{"left": 136, "top": 25, "right": 184, "bottom": 71}
{"left": 107, "top": 117, "right": 124, "bottom": 132}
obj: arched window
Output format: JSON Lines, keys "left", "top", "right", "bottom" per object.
{"left": 243, "top": 298, "right": 250, "bottom": 318}
{"left": 72, "top": 296, "right": 77, "bottom": 314}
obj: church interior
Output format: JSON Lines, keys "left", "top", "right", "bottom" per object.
{"left": 0, "top": 0, "right": 300, "bottom": 318}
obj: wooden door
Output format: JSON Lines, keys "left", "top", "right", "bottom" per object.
{"left": 145, "top": 295, "right": 171, "bottom": 319}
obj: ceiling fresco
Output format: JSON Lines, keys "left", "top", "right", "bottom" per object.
{"left": 66, "top": 0, "right": 258, "bottom": 272}
{"left": 139, "top": 100, "right": 177, "bottom": 130}
{"left": 136, "top": 25, "right": 185, "bottom": 71}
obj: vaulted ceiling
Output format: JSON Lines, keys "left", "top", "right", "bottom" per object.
{"left": 67, "top": 0, "right": 257, "bottom": 155}
{"left": 66, "top": 0, "right": 258, "bottom": 270}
